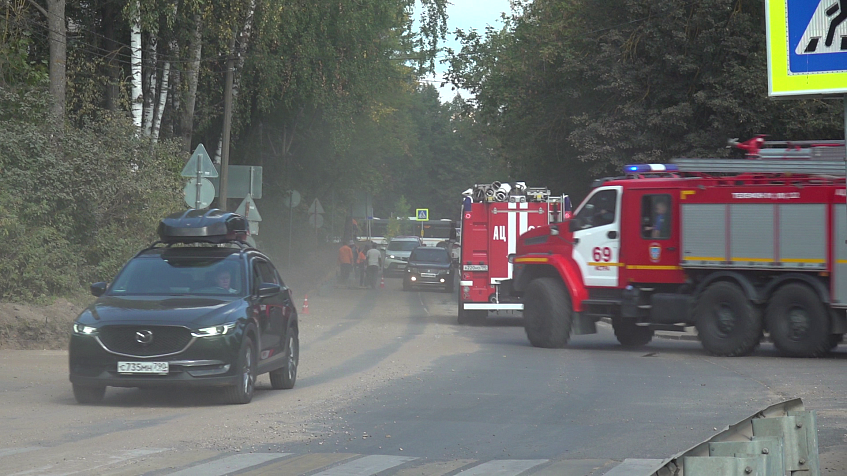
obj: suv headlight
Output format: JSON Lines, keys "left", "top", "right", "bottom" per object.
{"left": 389, "top": 254, "right": 396, "bottom": 259}
{"left": 194, "top": 323, "right": 237, "bottom": 337}
{"left": 73, "top": 323, "right": 97, "bottom": 335}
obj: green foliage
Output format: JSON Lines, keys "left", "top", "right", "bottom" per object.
{"left": 0, "top": 87, "right": 183, "bottom": 302}
{"left": 0, "top": 3, "right": 48, "bottom": 87}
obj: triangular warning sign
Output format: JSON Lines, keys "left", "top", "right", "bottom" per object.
{"left": 308, "top": 198, "right": 324, "bottom": 214}
{"left": 180, "top": 143, "right": 219, "bottom": 178}
{"left": 235, "top": 194, "right": 262, "bottom": 221}
{"left": 795, "top": 1, "right": 847, "bottom": 55}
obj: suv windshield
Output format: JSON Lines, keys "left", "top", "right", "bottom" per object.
{"left": 388, "top": 240, "right": 419, "bottom": 251}
{"left": 109, "top": 254, "right": 245, "bottom": 296}
{"left": 409, "top": 248, "right": 450, "bottom": 264}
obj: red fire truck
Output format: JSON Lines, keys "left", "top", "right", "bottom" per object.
{"left": 458, "top": 182, "right": 571, "bottom": 324}
{"left": 509, "top": 138, "right": 847, "bottom": 357}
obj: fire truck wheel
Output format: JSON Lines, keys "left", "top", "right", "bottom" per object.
{"left": 695, "top": 281, "right": 762, "bottom": 357}
{"left": 523, "top": 278, "right": 572, "bottom": 348}
{"left": 766, "top": 283, "right": 830, "bottom": 358}
{"left": 611, "top": 318, "right": 653, "bottom": 347}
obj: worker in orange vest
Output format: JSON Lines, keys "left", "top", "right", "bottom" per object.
{"left": 338, "top": 240, "right": 354, "bottom": 286}
{"left": 356, "top": 246, "right": 367, "bottom": 287}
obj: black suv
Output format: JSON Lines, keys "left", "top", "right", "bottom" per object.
{"left": 68, "top": 209, "right": 299, "bottom": 404}
{"left": 403, "top": 246, "right": 455, "bottom": 292}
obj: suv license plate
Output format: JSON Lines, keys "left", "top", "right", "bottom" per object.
{"left": 463, "top": 264, "right": 488, "bottom": 271}
{"left": 117, "top": 361, "right": 169, "bottom": 374}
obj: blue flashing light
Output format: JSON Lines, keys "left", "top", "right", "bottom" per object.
{"left": 624, "top": 164, "right": 679, "bottom": 174}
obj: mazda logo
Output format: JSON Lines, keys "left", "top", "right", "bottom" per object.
{"left": 135, "top": 330, "right": 154, "bottom": 345}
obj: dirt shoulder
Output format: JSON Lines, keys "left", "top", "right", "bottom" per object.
{"left": 0, "top": 299, "right": 82, "bottom": 350}
{"left": 0, "top": 242, "right": 340, "bottom": 350}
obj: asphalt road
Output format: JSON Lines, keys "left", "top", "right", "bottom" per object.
{"left": 0, "top": 275, "right": 845, "bottom": 475}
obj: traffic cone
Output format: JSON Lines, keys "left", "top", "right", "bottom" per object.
{"left": 302, "top": 294, "right": 310, "bottom": 315}
{"left": 380, "top": 276, "right": 385, "bottom": 289}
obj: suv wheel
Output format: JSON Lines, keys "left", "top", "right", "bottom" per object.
{"left": 270, "top": 328, "right": 299, "bottom": 389}
{"left": 224, "top": 335, "right": 256, "bottom": 404}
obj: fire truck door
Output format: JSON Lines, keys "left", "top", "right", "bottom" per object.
{"left": 571, "top": 186, "right": 622, "bottom": 287}
{"left": 624, "top": 190, "right": 683, "bottom": 281}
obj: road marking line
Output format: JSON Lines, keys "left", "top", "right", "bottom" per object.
{"left": 0, "top": 448, "right": 40, "bottom": 459}
{"left": 238, "top": 453, "right": 357, "bottom": 476}
{"left": 393, "top": 459, "right": 476, "bottom": 476}
{"left": 418, "top": 294, "right": 430, "bottom": 316}
{"left": 311, "top": 455, "right": 417, "bottom": 475}
{"left": 8, "top": 448, "right": 170, "bottom": 476}
{"left": 457, "top": 459, "right": 548, "bottom": 475}
{"left": 167, "top": 453, "right": 291, "bottom": 476}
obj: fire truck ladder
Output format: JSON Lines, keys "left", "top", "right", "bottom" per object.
{"left": 673, "top": 135, "right": 847, "bottom": 177}
{"left": 673, "top": 141, "right": 847, "bottom": 176}
{"left": 672, "top": 158, "right": 846, "bottom": 176}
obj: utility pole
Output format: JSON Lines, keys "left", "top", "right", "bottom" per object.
{"left": 219, "top": 56, "right": 234, "bottom": 210}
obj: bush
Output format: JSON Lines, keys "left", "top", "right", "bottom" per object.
{"left": 0, "top": 87, "right": 184, "bottom": 302}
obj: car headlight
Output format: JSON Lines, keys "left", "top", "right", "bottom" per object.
{"left": 194, "top": 323, "right": 237, "bottom": 337}
{"left": 389, "top": 255, "right": 396, "bottom": 259}
{"left": 73, "top": 323, "right": 97, "bottom": 335}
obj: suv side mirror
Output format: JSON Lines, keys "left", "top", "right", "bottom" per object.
{"left": 257, "top": 283, "right": 281, "bottom": 298}
{"left": 90, "top": 282, "right": 107, "bottom": 297}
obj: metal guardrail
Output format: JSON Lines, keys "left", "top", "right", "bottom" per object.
{"left": 604, "top": 398, "right": 820, "bottom": 476}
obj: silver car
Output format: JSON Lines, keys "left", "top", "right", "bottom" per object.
{"left": 383, "top": 236, "right": 423, "bottom": 275}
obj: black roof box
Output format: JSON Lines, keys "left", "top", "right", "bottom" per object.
{"left": 157, "top": 209, "right": 249, "bottom": 244}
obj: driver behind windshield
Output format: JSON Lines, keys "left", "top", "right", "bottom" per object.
{"left": 213, "top": 268, "right": 238, "bottom": 294}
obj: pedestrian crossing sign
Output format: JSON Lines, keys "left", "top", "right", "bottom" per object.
{"left": 767, "top": 0, "right": 847, "bottom": 97}
{"left": 416, "top": 209, "right": 429, "bottom": 221}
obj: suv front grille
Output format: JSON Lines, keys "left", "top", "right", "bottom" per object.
{"left": 98, "top": 325, "right": 193, "bottom": 357}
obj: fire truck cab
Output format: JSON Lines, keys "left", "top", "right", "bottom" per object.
{"left": 511, "top": 139, "right": 847, "bottom": 357}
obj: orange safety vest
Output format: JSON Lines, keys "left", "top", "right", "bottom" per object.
{"left": 338, "top": 245, "right": 353, "bottom": 265}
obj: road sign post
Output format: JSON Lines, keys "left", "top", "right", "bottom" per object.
{"left": 181, "top": 144, "right": 218, "bottom": 210}
{"left": 235, "top": 194, "right": 262, "bottom": 237}
{"left": 309, "top": 198, "right": 325, "bottom": 246}
{"left": 284, "top": 190, "right": 301, "bottom": 267}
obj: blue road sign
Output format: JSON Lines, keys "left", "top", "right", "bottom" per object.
{"left": 768, "top": 0, "right": 847, "bottom": 96}
{"left": 416, "top": 209, "right": 429, "bottom": 221}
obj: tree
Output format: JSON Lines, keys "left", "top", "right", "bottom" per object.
{"left": 25, "top": 0, "right": 65, "bottom": 130}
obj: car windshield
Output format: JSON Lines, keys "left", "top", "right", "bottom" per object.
{"left": 108, "top": 254, "right": 245, "bottom": 296}
{"left": 388, "top": 240, "right": 419, "bottom": 251}
{"left": 409, "top": 248, "right": 450, "bottom": 264}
